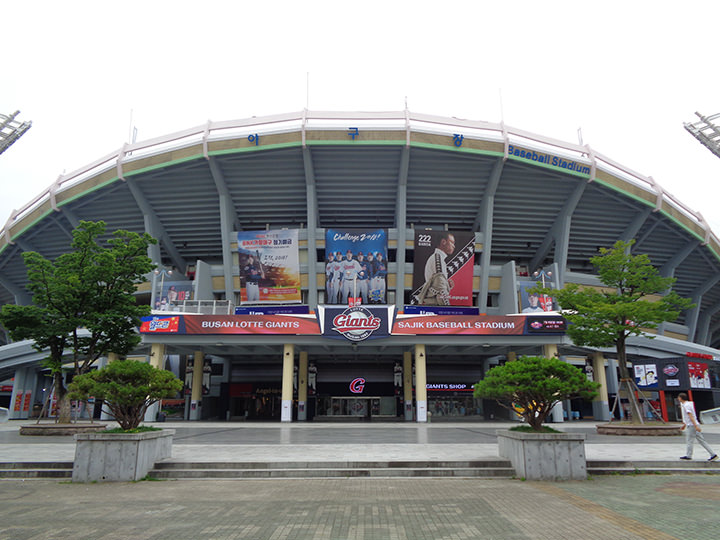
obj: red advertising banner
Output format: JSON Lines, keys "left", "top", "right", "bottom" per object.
{"left": 140, "top": 316, "right": 181, "bottom": 333}
{"left": 183, "top": 315, "right": 321, "bottom": 335}
{"left": 23, "top": 391, "right": 32, "bottom": 412}
{"left": 14, "top": 391, "right": 23, "bottom": 412}
{"left": 393, "top": 315, "right": 526, "bottom": 335}
{"left": 410, "top": 230, "right": 475, "bottom": 306}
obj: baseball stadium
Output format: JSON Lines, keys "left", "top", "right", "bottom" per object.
{"left": 1, "top": 110, "right": 720, "bottom": 424}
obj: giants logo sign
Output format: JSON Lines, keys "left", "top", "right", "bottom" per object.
{"left": 331, "top": 306, "right": 382, "bottom": 342}
{"left": 349, "top": 377, "right": 366, "bottom": 393}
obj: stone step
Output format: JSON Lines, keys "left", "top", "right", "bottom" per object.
{"left": 588, "top": 467, "right": 720, "bottom": 475}
{"left": 148, "top": 467, "right": 515, "bottom": 479}
{"left": 0, "top": 462, "right": 74, "bottom": 469}
{"left": 587, "top": 459, "right": 720, "bottom": 475}
{"left": 0, "top": 468, "right": 72, "bottom": 479}
{"left": 153, "top": 459, "right": 511, "bottom": 470}
{"left": 0, "top": 462, "right": 73, "bottom": 479}
{"left": 588, "top": 460, "right": 720, "bottom": 469}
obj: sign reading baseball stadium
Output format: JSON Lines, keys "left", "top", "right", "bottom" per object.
{"left": 411, "top": 230, "right": 474, "bottom": 306}
{"left": 508, "top": 145, "right": 591, "bottom": 175}
{"left": 237, "top": 229, "right": 301, "bottom": 304}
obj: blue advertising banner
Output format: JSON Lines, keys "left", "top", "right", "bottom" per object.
{"left": 404, "top": 305, "right": 480, "bottom": 316}
{"left": 234, "top": 305, "right": 310, "bottom": 315}
{"left": 325, "top": 228, "right": 387, "bottom": 305}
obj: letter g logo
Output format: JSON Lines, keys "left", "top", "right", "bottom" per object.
{"left": 349, "top": 377, "right": 366, "bottom": 394}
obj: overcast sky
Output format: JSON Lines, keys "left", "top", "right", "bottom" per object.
{"left": 3, "top": 1, "right": 720, "bottom": 234}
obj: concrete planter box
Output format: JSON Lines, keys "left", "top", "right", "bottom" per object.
{"left": 497, "top": 429, "right": 587, "bottom": 481}
{"left": 73, "top": 429, "right": 174, "bottom": 482}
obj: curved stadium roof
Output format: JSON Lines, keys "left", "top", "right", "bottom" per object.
{"left": 1, "top": 110, "right": 719, "bottom": 347}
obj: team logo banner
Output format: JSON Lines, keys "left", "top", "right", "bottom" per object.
{"left": 411, "top": 230, "right": 474, "bottom": 306}
{"left": 238, "top": 229, "right": 301, "bottom": 304}
{"left": 319, "top": 305, "right": 394, "bottom": 341}
{"left": 325, "top": 228, "right": 388, "bottom": 305}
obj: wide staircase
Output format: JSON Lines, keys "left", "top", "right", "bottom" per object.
{"left": 2, "top": 459, "right": 720, "bottom": 480}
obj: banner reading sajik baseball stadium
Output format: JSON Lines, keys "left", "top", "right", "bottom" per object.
{"left": 411, "top": 230, "right": 474, "bottom": 306}
{"left": 238, "top": 229, "right": 301, "bottom": 304}
{"left": 325, "top": 228, "right": 388, "bottom": 305}
{"left": 392, "top": 315, "right": 566, "bottom": 335}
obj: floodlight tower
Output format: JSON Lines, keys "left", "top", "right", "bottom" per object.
{"left": 684, "top": 112, "right": 720, "bottom": 160}
{"left": 0, "top": 111, "right": 32, "bottom": 156}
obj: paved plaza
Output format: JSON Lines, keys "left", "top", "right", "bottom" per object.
{"left": 1, "top": 421, "right": 719, "bottom": 539}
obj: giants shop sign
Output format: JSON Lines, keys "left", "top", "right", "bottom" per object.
{"left": 319, "top": 306, "right": 393, "bottom": 342}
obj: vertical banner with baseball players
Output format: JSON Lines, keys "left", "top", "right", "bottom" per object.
{"left": 411, "top": 230, "right": 474, "bottom": 306}
{"left": 237, "top": 229, "right": 301, "bottom": 304}
{"left": 325, "top": 228, "right": 388, "bottom": 305}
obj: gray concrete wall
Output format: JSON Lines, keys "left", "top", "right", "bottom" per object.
{"left": 72, "top": 429, "right": 174, "bottom": 482}
{"left": 497, "top": 430, "right": 586, "bottom": 481}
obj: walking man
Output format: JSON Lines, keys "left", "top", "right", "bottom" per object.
{"left": 677, "top": 393, "right": 718, "bottom": 461}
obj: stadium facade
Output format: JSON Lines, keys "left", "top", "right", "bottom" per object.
{"left": 1, "top": 110, "right": 720, "bottom": 423}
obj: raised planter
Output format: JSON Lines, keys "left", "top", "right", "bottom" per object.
{"left": 596, "top": 423, "right": 682, "bottom": 436}
{"left": 497, "top": 429, "right": 587, "bottom": 481}
{"left": 72, "top": 429, "right": 174, "bottom": 482}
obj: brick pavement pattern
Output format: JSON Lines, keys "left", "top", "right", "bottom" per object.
{"left": 2, "top": 476, "right": 718, "bottom": 540}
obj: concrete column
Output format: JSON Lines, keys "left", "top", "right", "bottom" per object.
{"left": 298, "top": 351, "right": 308, "bottom": 421}
{"left": 606, "top": 358, "right": 620, "bottom": 419}
{"left": 9, "top": 367, "right": 27, "bottom": 420}
{"left": 189, "top": 351, "right": 204, "bottom": 420}
{"left": 23, "top": 370, "right": 38, "bottom": 419}
{"left": 281, "top": 344, "right": 294, "bottom": 422}
{"left": 97, "top": 356, "right": 112, "bottom": 420}
{"left": 150, "top": 343, "right": 165, "bottom": 370}
{"left": 543, "top": 344, "right": 558, "bottom": 359}
{"left": 403, "top": 351, "right": 413, "bottom": 421}
{"left": 415, "top": 344, "right": 427, "bottom": 422}
{"left": 144, "top": 344, "right": 167, "bottom": 422}
{"left": 591, "top": 352, "right": 611, "bottom": 421}
{"left": 545, "top": 345, "right": 564, "bottom": 422}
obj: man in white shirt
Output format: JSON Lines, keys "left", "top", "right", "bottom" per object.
{"left": 677, "top": 393, "right": 718, "bottom": 461}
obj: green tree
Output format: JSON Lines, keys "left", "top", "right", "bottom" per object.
{"left": 474, "top": 355, "right": 599, "bottom": 431}
{"left": 68, "top": 359, "right": 183, "bottom": 430}
{"left": 534, "top": 240, "right": 693, "bottom": 424}
{"left": 0, "top": 221, "right": 156, "bottom": 423}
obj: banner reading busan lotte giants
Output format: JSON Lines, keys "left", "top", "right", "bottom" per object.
{"left": 410, "top": 230, "right": 474, "bottom": 306}
{"left": 237, "top": 229, "right": 301, "bottom": 304}
{"left": 325, "top": 228, "right": 388, "bottom": 305}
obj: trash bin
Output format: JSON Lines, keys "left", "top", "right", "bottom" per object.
{"left": 157, "top": 411, "right": 166, "bottom": 423}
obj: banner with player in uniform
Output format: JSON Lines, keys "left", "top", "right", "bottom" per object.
{"left": 411, "top": 230, "right": 474, "bottom": 306}
{"left": 154, "top": 280, "right": 194, "bottom": 311}
{"left": 325, "top": 228, "right": 388, "bottom": 305}
{"left": 237, "top": 229, "right": 301, "bottom": 304}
